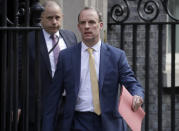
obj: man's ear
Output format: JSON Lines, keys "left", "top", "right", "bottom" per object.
{"left": 100, "top": 22, "right": 103, "bottom": 29}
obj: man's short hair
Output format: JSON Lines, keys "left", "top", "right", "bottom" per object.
{"left": 78, "top": 7, "right": 103, "bottom": 22}
{"left": 42, "top": 0, "right": 61, "bottom": 9}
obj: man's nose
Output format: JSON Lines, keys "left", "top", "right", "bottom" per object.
{"left": 52, "top": 18, "right": 57, "bottom": 24}
{"left": 84, "top": 22, "right": 90, "bottom": 28}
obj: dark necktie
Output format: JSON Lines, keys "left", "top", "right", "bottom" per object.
{"left": 87, "top": 48, "right": 101, "bottom": 115}
{"left": 50, "top": 34, "right": 60, "bottom": 66}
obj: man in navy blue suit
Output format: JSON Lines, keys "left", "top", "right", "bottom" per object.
{"left": 18, "top": 1, "right": 77, "bottom": 131}
{"left": 42, "top": 7, "right": 144, "bottom": 131}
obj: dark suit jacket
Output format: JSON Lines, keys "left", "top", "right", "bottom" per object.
{"left": 42, "top": 42, "right": 144, "bottom": 131}
{"left": 20, "top": 29, "right": 77, "bottom": 123}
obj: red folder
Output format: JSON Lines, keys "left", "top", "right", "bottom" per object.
{"left": 118, "top": 86, "right": 145, "bottom": 131}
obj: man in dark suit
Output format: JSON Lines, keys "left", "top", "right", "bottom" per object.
{"left": 19, "top": 1, "right": 77, "bottom": 131}
{"left": 42, "top": 7, "right": 144, "bottom": 131}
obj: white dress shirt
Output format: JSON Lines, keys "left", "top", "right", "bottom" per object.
{"left": 75, "top": 40, "right": 101, "bottom": 112}
{"left": 42, "top": 29, "right": 67, "bottom": 77}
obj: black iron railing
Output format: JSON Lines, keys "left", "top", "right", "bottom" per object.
{"left": 108, "top": 0, "right": 179, "bottom": 131}
{"left": 0, "top": 0, "right": 43, "bottom": 131}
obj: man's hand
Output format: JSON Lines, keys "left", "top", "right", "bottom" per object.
{"left": 132, "top": 95, "right": 143, "bottom": 112}
{"left": 18, "top": 109, "right": 21, "bottom": 121}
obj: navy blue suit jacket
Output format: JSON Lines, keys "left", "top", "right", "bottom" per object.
{"left": 20, "top": 29, "right": 77, "bottom": 123}
{"left": 42, "top": 42, "right": 144, "bottom": 131}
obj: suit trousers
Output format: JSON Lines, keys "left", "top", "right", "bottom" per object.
{"left": 71, "top": 111, "right": 102, "bottom": 131}
{"left": 54, "top": 96, "right": 66, "bottom": 131}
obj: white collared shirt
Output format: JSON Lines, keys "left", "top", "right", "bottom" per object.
{"left": 75, "top": 40, "right": 101, "bottom": 112}
{"left": 43, "top": 29, "right": 67, "bottom": 77}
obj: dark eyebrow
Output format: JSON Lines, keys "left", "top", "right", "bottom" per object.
{"left": 88, "top": 20, "right": 96, "bottom": 23}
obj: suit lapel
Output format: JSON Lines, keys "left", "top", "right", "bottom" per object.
{"left": 72, "top": 43, "right": 81, "bottom": 96}
{"left": 59, "top": 30, "right": 70, "bottom": 47}
{"left": 99, "top": 43, "right": 109, "bottom": 91}
{"left": 71, "top": 42, "right": 108, "bottom": 96}
{"left": 39, "top": 31, "right": 52, "bottom": 76}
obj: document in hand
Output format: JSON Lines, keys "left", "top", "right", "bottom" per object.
{"left": 118, "top": 86, "right": 145, "bottom": 131}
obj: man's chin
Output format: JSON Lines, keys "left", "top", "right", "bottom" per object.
{"left": 84, "top": 36, "right": 93, "bottom": 40}
{"left": 83, "top": 38, "right": 95, "bottom": 44}
{"left": 47, "top": 28, "right": 58, "bottom": 33}
{"left": 49, "top": 30, "right": 58, "bottom": 34}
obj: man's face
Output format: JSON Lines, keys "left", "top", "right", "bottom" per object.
{"left": 41, "top": 5, "right": 63, "bottom": 34}
{"left": 78, "top": 9, "right": 103, "bottom": 46}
